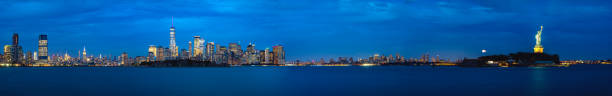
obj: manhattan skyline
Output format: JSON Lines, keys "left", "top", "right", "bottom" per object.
{"left": 1, "top": 0, "right": 611, "bottom": 61}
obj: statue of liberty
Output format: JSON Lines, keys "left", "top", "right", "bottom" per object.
{"left": 534, "top": 25, "right": 544, "bottom": 53}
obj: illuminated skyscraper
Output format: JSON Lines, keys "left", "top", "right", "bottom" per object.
{"left": 180, "top": 49, "right": 188, "bottom": 60}
{"left": 156, "top": 46, "right": 164, "bottom": 61}
{"left": 205, "top": 42, "right": 215, "bottom": 61}
{"left": 228, "top": 43, "right": 242, "bottom": 65}
{"left": 3, "top": 45, "right": 14, "bottom": 63}
{"left": 26, "top": 51, "right": 33, "bottom": 64}
{"left": 148, "top": 45, "right": 157, "bottom": 57}
{"left": 4, "top": 33, "right": 23, "bottom": 64}
{"left": 373, "top": 54, "right": 380, "bottom": 63}
{"left": 13, "top": 33, "right": 18, "bottom": 46}
{"left": 264, "top": 48, "right": 271, "bottom": 64}
{"left": 169, "top": 17, "right": 178, "bottom": 58}
{"left": 37, "top": 35, "right": 48, "bottom": 64}
{"left": 420, "top": 53, "right": 430, "bottom": 63}
{"left": 272, "top": 45, "right": 285, "bottom": 64}
{"left": 246, "top": 43, "right": 259, "bottom": 64}
{"left": 229, "top": 43, "right": 241, "bottom": 54}
{"left": 121, "top": 52, "right": 128, "bottom": 65}
{"left": 214, "top": 46, "right": 228, "bottom": 64}
{"left": 193, "top": 36, "right": 203, "bottom": 57}
{"left": 534, "top": 25, "right": 544, "bottom": 53}
{"left": 258, "top": 50, "right": 266, "bottom": 64}
{"left": 33, "top": 52, "right": 38, "bottom": 61}
{"left": 188, "top": 41, "right": 192, "bottom": 58}
{"left": 82, "top": 46, "right": 87, "bottom": 63}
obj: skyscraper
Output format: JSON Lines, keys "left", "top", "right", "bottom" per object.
{"left": 272, "top": 45, "right": 285, "bottom": 64}
{"left": 33, "top": 52, "right": 37, "bottom": 61}
{"left": 534, "top": 25, "right": 544, "bottom": 53}
{"left": 214, "top": 46, "right": 228, "bottom": 64}
{"left": 82, "top": 46, "right": 87, "bottom": 63}
{"left": 193, "top": 36, "right": 203, "bottom": 58}
{"left": 264, "top": 48, "right": 271, "bottom": 64}
{"left": 228, "top": 43, "right": 242, "bottom": 65}
{"left": 121, "top": 52, "right": 128, "bottom": 65}
{"left": 4, "top": 33, "right": 23, "bottom": 64}
{"left": 13, "top": 33, "right": 18, "bottom": 46}
{"left": 156, "top": 46, "right": 164, "bottom": 61}
{"left": 246, "top": 43, "right": 259, "bottom": 64}
{"left": 26, "top": 51, "right": 33, "bottom": 64}
{"left": 258, "top": 50, "right": 266, "bottom": 64}
{"left": 169, "top": 17, "right": 178, "bottom": 58}
{"left": 37, "top": 35, "right": 48, "bottom": 64}
{"left": 148, "top": 45, "right": 157, "bottom": 57}
{"left": 3, "top": 45, "right": 14, "bottom": 63}
{"left": 180, "top": 49, "right": 188, "bottom": 60}
{"left": 188, "top": 41, "right": 192, "bottom": 58}
{"left": 205, "top": 42, "right": 215, "bottom": 61}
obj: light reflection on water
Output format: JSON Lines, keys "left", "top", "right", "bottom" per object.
{"left": 530, "top": 67, "right": 546, "bottom": 96}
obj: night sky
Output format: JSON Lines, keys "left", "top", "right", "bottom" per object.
{"left": 1, "top": 0, "right": 610, "bottom": 60}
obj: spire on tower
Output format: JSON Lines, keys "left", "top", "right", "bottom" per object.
{"left": 171, "top": 16, "right": 174, "bottom": 27}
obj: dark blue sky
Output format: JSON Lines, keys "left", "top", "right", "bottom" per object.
{"left": 1, "top": 0, "right": 611, "bottom": 60}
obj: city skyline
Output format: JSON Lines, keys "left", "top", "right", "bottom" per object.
{"left": 1, "top": 0, "right": 611, "bottom": 61}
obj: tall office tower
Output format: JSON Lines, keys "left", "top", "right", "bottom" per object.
{"left": 147, "top": 52, "right": 154, "bottom": 62}
{"left": 435, "top": 55, "right": 440, "bottom": 62}
{"left": 258, "top": 50, "right": 266, "bottom": 64}
{"left": 38, "top": 35, "right": 48, "bottom": 63}
{"left": 395, "top": 53, "right": 401, "bottom": 62}
{"left": 13, "top": 33, "right": 18, "bottom": 46}
{"left": 5, "top": 33, "right": 23, "bottom": 64}
{"left": 214, "top": 46, "right": 228, "bottom": 64}
{"left": 246, "top": 44, "right": 261, "bottom": 64}
{"left": 228, "top": 43, "right": 242, "bottom": 65}
{"left": 421, "top": 53, "right": 430, "bottom": 63}
{"left": 148, "top": 45, "right": 157, "bottom": 57}
{"left": 33, "top": 52, "right": 38, "bottom": 61}
{"left": 228, "top": 43, "right": 241, "bottom": 54}
{"left": 388, "top": 54, "right": 393, "bottom": 63}
{"left": 3, "top": 45, "right": 13, "bottom": 63}
{"left": 163, "top": 48, "right": 171, "bottom": 61}
{"left": 373, "top": 54, "right": 380, "bottom": 63}
{"left": 205, "top": 42, "right": 215, "bottom": 61}
{"left": 188, "top": 41, "right": 192, "bottom": 58}
{"left": 121, "top": 52, "right": 128, "bottom": 65}
{"left": 26, "top": 51, "right": 33, "bottom": 64}
{"left": 82, "top": 46, "right": 87, "bottom": 63}
{"left": 14, "top": 33, "right": 23, "bottom": 64}
{"left": 193, "top": 36, "right": 203, "bottom": 57}
{"left": 246, "top": 43, "right": 256, "bottom": 54}
{"left": 264, "top": 48, "right": 271, "bottom": 64}
{"left": 214, "top": 44, "right": 220, "bottom": 62}
{"left": 246, "top": 43, "right": 259, "bottom": 64}
{"left": 156, "top": 46, "right": 164, "bottom": 61}
{"left": 169, "top": 17, "right": 178, "bottom": 58}
{"left": 534, "top": 25, "right": 544, "bottom": 53}
{"left": 180, "top": 49, "right": 188, "bottom": 60}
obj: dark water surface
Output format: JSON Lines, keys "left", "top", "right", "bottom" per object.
{"left": 1, "top": 65, "right": 611, "bottom": 96}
